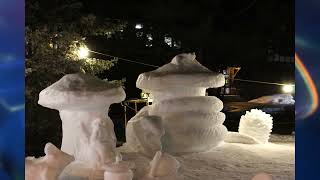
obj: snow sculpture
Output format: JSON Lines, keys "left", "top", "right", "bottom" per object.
{"left": 25, "top": 143, "right": 74, "bottom": 180}
{"left": 142, "top": 151, "right": 183, "bottom": 180}
{"left": 103, "top": 155, "right": 134, "bottom": 180}
{"left": 239, "top": 109, "right": 273, "bottom": 144}
{"left": 126, "top": 53, "right": 227, "bottom": 155}
{"left": 38, "top": 73, "right": 125, "bottom": 163}
{"left": 37, "top": 73, "right": 125, "bottom": 180}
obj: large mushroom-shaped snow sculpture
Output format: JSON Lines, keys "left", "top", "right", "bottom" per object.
{"left": 38, "top": 73, "right": 125, "bottom": 165}
{"left": 125, "top": 53, "right": 228, "bottom": 155}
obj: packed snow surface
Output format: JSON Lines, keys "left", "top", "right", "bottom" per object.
{"left": 119, "top": 135, "right": 294, "bottom": 180}
{"left": 224, "top": 132, "right": 260, "bottom": 144}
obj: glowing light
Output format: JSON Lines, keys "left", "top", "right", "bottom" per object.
{"left": 164, "top": 36, "right": 172, "bottom": 46}
{"left": 135, "top": 23, "right": 143, "bottom": 29}
{"left": 282, "top": 84, "right": 295, "bottom": 93}
{"left": 147, "top": 34, "right": 153, "bottom": 41}
{"left": 77, "top": 46, "right": 90, "bottom": 59}
{"left": 295, "top": 53, "right": 319, "bottom": 118}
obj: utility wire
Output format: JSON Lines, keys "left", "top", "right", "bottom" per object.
{"left": 89, "top": 50, "right": 290, "bottom": 86}
{"left": 234, "top": 78, "right": 291, "bottom": 86}
{"left": 90, "top": 50, "right": 160, "bottom": 68}
{"left": 233, "top": 0, "right": 258, "bottom": 17}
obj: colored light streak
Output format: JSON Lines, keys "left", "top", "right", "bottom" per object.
{"left": 295, "top": 53, "right": 319, "bottom": 118}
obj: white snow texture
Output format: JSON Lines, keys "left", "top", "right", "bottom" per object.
{"left": 239, "top": 109, "right": 273, "bottom": 144}
{"left": 126, "top": 53, "right": 227, "bottom": 155}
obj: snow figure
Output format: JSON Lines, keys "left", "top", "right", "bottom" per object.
{"left": 238, "top": 109, "right": 273, "bottom": 144}
{"left": 25, "top": 143, "right": 75, "bottom": 180}
{"left": 37, "top": 73, "right": 126, "bottom": 180}
{"left": 103, "top": 154, "right": 134, "bottom": 180}
{"left": 126, "top": 53, "right": 227, "bottom": 155}
{"left": 142, "top": 151, "right": 183, "bottom": 180}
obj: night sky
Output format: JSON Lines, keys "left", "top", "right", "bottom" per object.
{"left": 77, "top": 0, "right": 295, "bottom": 99}
{"left": 32, "top": 0, "right": 294, "bottom": 64}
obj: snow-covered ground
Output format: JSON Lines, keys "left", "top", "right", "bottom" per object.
{"left": 119, "top": 134, "right": 294, "bottom": 180}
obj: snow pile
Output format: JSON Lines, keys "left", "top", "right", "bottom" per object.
{"left": 25, "top": 143, "right": 74, "bottom": 180}
{"left": 224, "top": 132, "right": 260, "bottom": 144}
{"left": 249, "top": 94, "right": 295, "bottom": 105}
{"left": 126, "top": 53, "right": 227, "bottom": 155}
{"left": 239, "top": 109, "right": 273, "bottom": 144}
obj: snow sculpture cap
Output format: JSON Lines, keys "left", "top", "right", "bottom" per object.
{"left": 136, "top": 53, "right": 225, "bottom": 91}
{"left": 38, "top": 73, "right": 125, "bottom": 110}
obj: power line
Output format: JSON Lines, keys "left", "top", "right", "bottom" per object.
{"left": 90, "top": 50, "right": 160, "bottom": 68}
{"left": 89, "top": 50, "right": 291, "bottom": 86}
{"left": 234, "top": 78, "right": 291, "bottom": 86}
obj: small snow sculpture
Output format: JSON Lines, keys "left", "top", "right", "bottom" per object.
{"left": 78, "top": 118, "right": 117, "bottom": 168}
{"left": 142, "top": 151, "right": 183, "bottom": 180}
{"left": 25, "top": 143, "right": 74, "bottom": 180}
{"left": 126, "top": 53, "right": 227, "bottom": 155}
{"left": 103, "top": 155, "right": 134, "bottom": 180}
{"left": 38, "top": 73, "right": 125, "bottom": 162}
{"left": 239, "top": 109, "right": 273, "bottom": 144}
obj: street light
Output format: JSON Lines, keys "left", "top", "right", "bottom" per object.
{"left": 282, "top": 84, "right": 295, "bottom": 93}
{"left": 135, "top": 23, "right": 143, "bottom": 29}
{"left": 77, "top": 46, "right": 90, "bottom": 59}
